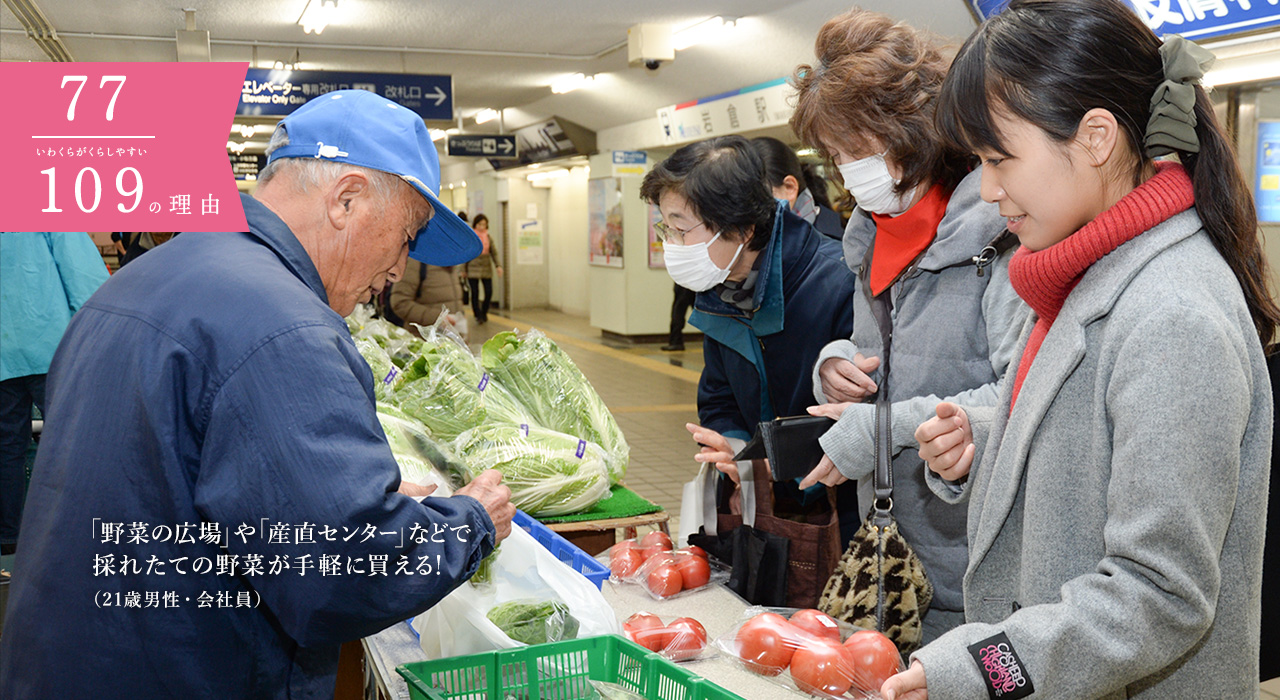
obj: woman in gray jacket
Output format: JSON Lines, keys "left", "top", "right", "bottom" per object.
{"left": 789, "top": 8, "right": 1029, "bottom": 643}
{"left": 888, "top": 1, "right": 1278, "bottom": 698}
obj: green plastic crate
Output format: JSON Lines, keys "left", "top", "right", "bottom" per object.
{"left": 397, "top": 634, "right": 744, "bottom": 700}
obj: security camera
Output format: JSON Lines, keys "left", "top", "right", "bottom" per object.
{"left": 644, "top": 59, "right": 663, "bottom": 71}
{"left": 628, "top": 24, "right": 674, "bottom": 70}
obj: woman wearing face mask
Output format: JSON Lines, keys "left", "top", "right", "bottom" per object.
{"left": 789, "top": 8, "right": 1030, "bottom": 643}
{"left": 751, "top": 136, "right": 845, "bottom": 241}
{"left": 639, "top": 135, "right": 859, "bottom": 533}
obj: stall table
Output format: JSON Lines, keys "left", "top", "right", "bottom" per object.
{"left": 362, "top": 581, "right": 801, "bottom": 700}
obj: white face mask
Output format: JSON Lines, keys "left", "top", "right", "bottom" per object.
{"left": 663, "top": 231, "right": 744, "bottom": 292}
{"left": 837, "top": 153, "right": 915, "bottom": 216}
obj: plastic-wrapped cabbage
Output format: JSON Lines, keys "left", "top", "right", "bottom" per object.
{"left": 453, "top": 424, "right": 612, "bottom": 516}
{"left": 354, "top": 337, "right": 404, "bottom": 401}
{"left": 481, "top": 330, "right": 629, "bottom": 484}
{"left": 376, "top": 408, "right": 464, "bottom": 493}
{"left": 397, "top": 330, "right": 533, "bottom": 441}
{"left": 486, "top": 599, "right": 579, "bottom": 646}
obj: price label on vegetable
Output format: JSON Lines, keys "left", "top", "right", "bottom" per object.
{"left": 0, "top": 62, "right": 249, "bottom": 232}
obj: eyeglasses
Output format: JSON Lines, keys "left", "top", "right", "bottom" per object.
{"left": 653, "top": 219, "right": 707, "bottom": 244}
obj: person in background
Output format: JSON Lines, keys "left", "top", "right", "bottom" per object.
{"left": 662, "top": 283, "right": 696, "bottom": 351}
{"left": 463, "top": 214, "right": 502, "bottom": 324}
{"left": 789, "top": 8, "right": 1029, "bottom": 643}
{"left": 119, "top": 231, "right": 175, "bottom": 267}
{"left": 0, "top": 90, "right": 515, "bottom": 699}
{"left": 109, "top": 232, "right": 132, "bottom": 261}
{"left": 639, "top": 135, "right": 859, "bottom": 536}
{"left": 0, "top": 232, "right": 109, "bottom": 557}
{"left": 390, "top": 257, "right": 468, "bottom": 341}
{"left": 883, "top": 1, "right": 1275, "bottom": 697}
{"left": 751, "top": 136, "right": 845, "bottom": 240}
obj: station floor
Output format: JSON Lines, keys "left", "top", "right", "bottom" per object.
{"left": 471, "top": 307, "right": 1280, "bottom": 695}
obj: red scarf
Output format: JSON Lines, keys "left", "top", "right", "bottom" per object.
{"left": 1006, "top": 162, "right": 1194, "bottom": 409}
{"left": 868, "top": 183, "right": 950, "bottom": 295}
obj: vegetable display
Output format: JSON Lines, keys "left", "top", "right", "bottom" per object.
{"left": 600, "top": 534, "right": 723, "bottom": 600}
{"left": 453, "top": 424, "right": 612, "bottom": 516}
{"left": 355, "top": 337, "right": 404, "bottom": 402}
{"left": 486, "top": 599, "right": 580, "bottom": 646}
{"left": 482, "top": 330, "right": 630, "bottom": 484}
{"left": 397, "top": 332, "right": 533, "bottom": 441}
{"left": 621, "top": 613, "right": 710, "bottom": 662}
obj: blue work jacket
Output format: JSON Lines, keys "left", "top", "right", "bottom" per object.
{"left": 0, "top": 232, "right": 109, "bottom": 381}
{"left": 692, "top": 204, "right": 856, "bottom": 441}
{"left": 0, "top": 195, "right": 496, "bottom": 699}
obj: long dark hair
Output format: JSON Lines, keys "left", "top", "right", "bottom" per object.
{"left": 936, "top": 0, "right": 1279, "bottom": 347}
{"left": 750, "top": 136, "right": 834, "bottom": 209}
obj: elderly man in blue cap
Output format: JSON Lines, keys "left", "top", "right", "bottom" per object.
{"left": 0, "top": 91, "right": 515, "bottom": 699}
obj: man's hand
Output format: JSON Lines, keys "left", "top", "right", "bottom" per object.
{"left": 686, "top": 423, "right": 740, "bottom": 483}
{"left": 915, "top": 402, "right": 974, "bottom": 481}
{"left": 819, "top": 354, "right": 881, "bottom": 403}
{"left": 397, "top": 481, "right": 438, "bottom": 498}
{"left": 456, "top": 469, "right": 515, "bottom": 542}
{"left": 881, "top": 660, "right": 928, "bottom": 700}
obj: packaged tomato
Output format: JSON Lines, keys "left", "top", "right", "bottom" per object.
{"left": 596, "top": 535, "right": 727, "bottom": 599}
{"left": 713, "top": 606, "right": 907, "bottom": 699}
{"left": 620, "top": 612, "right": 712, "bottom": 662}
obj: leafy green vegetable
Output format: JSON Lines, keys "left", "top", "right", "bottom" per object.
{"left": 377, "top": 409, "right": 467, "bottom": 492}
{"left": 354, "top": 337, "right": 404, "bottom": 402}
{"left": 453, "top": 424, "right": 612, "bottom": 516}
{"left": 471, "top": 545, "right": 500, "bottom": 586}
{"left": 481, "top": 330, "right": 630, "bottom": 485}
{"left": 486, "top": 599, "right": 580, "bottom": 646}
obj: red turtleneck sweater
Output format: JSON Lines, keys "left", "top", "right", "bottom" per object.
{"left": 1006, "top": 162, "right": 1195, "bottom": 409}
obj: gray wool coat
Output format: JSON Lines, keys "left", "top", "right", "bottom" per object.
{"left": 913, "top": 209, "right": 1271, "bottom": 699}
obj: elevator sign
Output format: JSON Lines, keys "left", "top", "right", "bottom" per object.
{"left": 238, "top": 68, "right": 453, "bottom": 120}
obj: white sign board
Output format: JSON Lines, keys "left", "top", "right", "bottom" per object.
{"left": 655, "top": 78, "right": 793, "bottom": 146}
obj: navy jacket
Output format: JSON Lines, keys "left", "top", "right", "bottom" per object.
{"left": 0, "top": 195, "right": 495, "bottom": 699}
{"left": 692, "top": 204, "right": 856, "bottom": 441}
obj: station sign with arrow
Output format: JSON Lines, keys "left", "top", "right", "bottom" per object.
{"left": 238, "top": 68, "right": 453, "bottom": 121}
{"left": 447, "top": 134, "right": 518, "bottom": 159}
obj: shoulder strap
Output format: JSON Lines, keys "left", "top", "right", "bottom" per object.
{"left": 859, "top": 242, "right": 897, "bottom": 525}
{"left": 972, "top": 228, "right": 1017, "bottom": 278}
{"left": 414, "top": 263, "right": 428, "bottom": 299}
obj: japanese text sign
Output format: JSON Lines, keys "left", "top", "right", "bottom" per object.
{"left": 0, "top": 62, "right": 249, "bottom": 232}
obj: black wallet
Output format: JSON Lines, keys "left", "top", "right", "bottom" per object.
{"left": 732, "top": 415, "right": 836, "bottom": 481}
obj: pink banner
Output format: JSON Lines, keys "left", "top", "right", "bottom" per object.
{"left": 0, "top": 62, "right": 249, "bottom": 233}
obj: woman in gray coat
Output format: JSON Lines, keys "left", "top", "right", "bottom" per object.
{"left": 886, "top": 1, "right": 1279, "bottom": 698}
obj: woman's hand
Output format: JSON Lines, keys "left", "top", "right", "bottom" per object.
{"left": 819, "top": 354, "right": 881, "bottom": 403}
{"left": 881, "top": 660, "right": 928, "bottom": 700}
{"left": 914, "top": 402, "right": 974, "bottom": 481}
{"left": 495, "top": 266, "right": 504, "bottom": 277}
{"left": 798, "top": 455, "right": 847, "bottom": 489}
{"left": 686, "top": 423, "right": 740, "bottom": 483}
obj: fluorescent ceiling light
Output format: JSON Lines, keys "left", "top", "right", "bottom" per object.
{"left": 1203, "top": 51, "right": 1280, "bottom": 88}
{"left": 527, "top": 168, "right": 570, "bottom": 182}
{"left": 298, "top": 0, "right": 338, "bottom": 35}
{"left": 551, "top": 73, "right": 594, "bottom": 94}
{"left": 428, "top": 128, "right": 447, "bottom": 142}
{"left": 673, "top": 16, "right": 735, "bottom": 51}
{"left": 459, "top": 181, "right": 466, "bottom": 187}
{"left": 474, "top": 108, "right": 499, "bottom": 124}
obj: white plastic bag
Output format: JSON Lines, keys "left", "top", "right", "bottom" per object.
{"left": 677, "top": 459, "right": 756, "bottom": 547}
{"left": 411, "top": 521, "right": 619, "bottom": 657}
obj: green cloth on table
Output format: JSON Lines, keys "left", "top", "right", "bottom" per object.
{"left": 536, "top": 485, "right": 662, "bottom": 524}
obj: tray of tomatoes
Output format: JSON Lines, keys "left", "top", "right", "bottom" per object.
{"left": 619, "top": 612, "right": 713, "bottom": 662}
{"left": 597, "top": 531, "right": 728, "bottom": 600}
{"left": 714, "top": 607, "right": 904, "bottom": 699}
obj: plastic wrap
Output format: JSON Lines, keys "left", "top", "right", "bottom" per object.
{"left": 597, "top": 534, "right": 727, "bottom": 600}
{"left": 619, "top": 612, "right": 712, "bottom": 662}
{"left": 712, "top": 607, "right": 906, "bottom": 699}
{"left": 486, "top": 598, "right": 581, "bottom": 646}
{"left": 396, "top": 327, "right": 534, "bottom": 441}
{"left": 375, "top": 405, "right": 467, "bottom": 492}
{"left": 452, "top": 424, "right": 612, "bottom": 517}
{"left": 481, "top": 329, "right": 630, "bottom": 484}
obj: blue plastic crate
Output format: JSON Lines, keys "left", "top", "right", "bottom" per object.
{"left": 513, "top": 510, "right": 610, "bottom": 590}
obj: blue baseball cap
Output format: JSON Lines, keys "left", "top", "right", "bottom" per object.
{"left": 266, "top": 90, "right": 480, "bottom": 266}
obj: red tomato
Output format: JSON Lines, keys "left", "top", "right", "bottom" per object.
{"left": 611, "top": 549, "right": 642, "bottom": 578}
{"left": 843, "top": 630, "right": 901, "bottom": 692}
{"left": 622, "top": 612, "right": 663, "bottom": 636}
{"left": 614, "top": 540, "right": 636, "bottom": 553}
{"left": 736, "top": 613, "right": 798, "bottom": 676}
{"left": 646, "top": 563, "right": 683, "bottom": 598}
{"left": 641, "top": 531, "right": 673, "bottom": 551}
{"left": 789, "top": 609, "right": 842, "bottom": 643}
{"left": 631, "top": 625, "right": 676, "bottom": 652}
{"left": 675, "top": 553, "right": 711, "bottom": 589}
{"left": 665, "top": 618, "right": 708, "bottom": 661}
{"left": 674, "top": 545, "right": 708, "bottom": 559}
{"left": 790, "top": 640, "right": 854, "bottom": 697}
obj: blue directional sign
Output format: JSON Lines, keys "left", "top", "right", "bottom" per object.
{"left": 447, "top": 134, "right": 518, "bottom": 159}
{"left": 239, "top": 68, "right": 453, "bottom": 120}
{"left": 969, "top": 0, "right": 1280, "bottom": 40}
